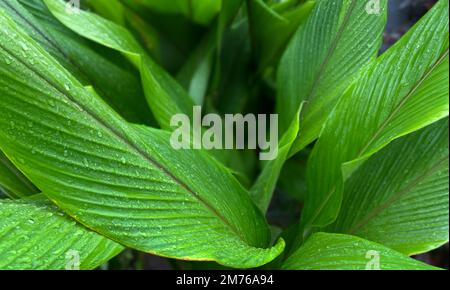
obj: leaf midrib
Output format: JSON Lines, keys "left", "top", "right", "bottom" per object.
{"left": 3, "top": 0, "right": 127, "bottom": 116}
{"left": 0, "top": 39, "right": 248, "bottom": 245}
{"left": 307, "top": 48, "right": 449, "bottom": 227}
{"left": 357, "top": 49, "right": 449, "bottom": 157}
{"left": 347, "top": 156, "right": 449, "bottom": 234}
{"left": 302, "top": 0, "right": 357, "bottom": 109}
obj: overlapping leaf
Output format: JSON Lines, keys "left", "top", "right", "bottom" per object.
{"left": 43, "top": 0, "right": 194, "bottom": 130}
{"left": 0, "top": 198, "right": 123, "bottom": 270}
{"left": 0, "top": 151, "right": 38, "bottom": 199}
{"left": 301, "top": 0, "right": 449, "bottom": 230}
{"left": 247, "top": 0, "right": 314, "bottom": 70}
{"left": 281, "top": 232, "right": 437, "bottom": 270}
{"left": 250, "top": 104, "right": 302, "bottom": 213}
{"left": 2, "top": 0, "right": 153, "bottom": 125}
{"left": 177, "top": 0, "right": 243, "bottom": 106}
{"left": 329, "top": 118, "right": 449, "bottom": 255}
{"left": 42, "top": 0, "right": 255, "bottom": 181}
{"left": 0, "top": 7, "right": 284, "bottom": 268}
{"left": 0, "top": 0, "right": 446, "bottom": 271}
{"left": 277, "top": 0, "right": 387, "bottom": 154}
{"left": 176, "top": 30, "right": 215, "bottom": 106}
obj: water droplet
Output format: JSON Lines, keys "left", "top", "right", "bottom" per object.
{"left": 64, "top": 84, "right": 71, "bottom": 91}
{"left": 27, "top": 219, "right": 35, "bottom": 224}
{"left": 97, "top": 131, "right": 103, "bottom": 138}
{"left": 21, "top": 43, "right": 29, "bottom": 51}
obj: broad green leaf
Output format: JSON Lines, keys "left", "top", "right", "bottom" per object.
{"left": 302, "top": 0, "right": 449, "bottom": 230}
{"left": 276, "top": 0, "right": 387, "bottom": 154}
{"left": 0, "top": 151, "right": 38, "bottom": 199}
{"left": 281, "top": 232, "right": 437, "bottom": 270}
{"left": 0, "top": 8, "right": 284, "bottom": 268}
{"left": 250, "top": 104, "right": 302, "bottom": 213}
{"left": 44, "top": 0, "right": 253, "bottom": 181}
{"left": 0, "top": 198, "right": 123, "bottom": 270}
{"left": 43, "top": 0, "right": 194, "bottom": 131}
{"left": 247, "top": 0, "right": 314, "bottom": 70}
{"left": 5, "top": 0, "right": 154, "bottom": 125}
{"left": 136, "top": 0, "right": 222, "bottom": 25}
{"left": 329, "top": 118, "right": 449, "bottom": 255}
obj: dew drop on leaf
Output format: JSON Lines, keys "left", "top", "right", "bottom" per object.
{"left": 21, "top": 43, "right": 29, "bottom": 51}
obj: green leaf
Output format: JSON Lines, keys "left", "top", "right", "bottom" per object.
{"left": 0, "top": 150, "right": 38, "bottom": 199}
{"left": 216, "top": 0, "right": 243, "bottom": 50}
{"left": 301, "top": 0, "right": 449, "bottom": 230}
{"left": 136, "top": 0, "right": 222, "bottom": 25}
{"left": 86, "top": 0, "right": 125, "bottom": 25}
{"left": 247, "top": 0, "right": 314, "bottom": 70}
{"left": 176, "top": 30, "right": 215, "bottom": 106}
{"left": 281, "top": 232, "right": 437, "bottom": 270}
{"left": 4, "top": 0, "right": 154, "bottom": 125}
{"left": 177, "top": 0, "right": 242, "bottom": 107}
{"left": 276, "top": 0, "right": 387, "bottom": 154}
{"left": 0, "top": 198, "right": 123, "bottom": 270}
{"left": 43, "top": 0, "right": 194, "bottom": 131}
{"left": 118, "top": 3, "right": 186, "bottom": 73}
{"left": 0, "top": 7, "right": 284, "bottom": 268}
{"left": 250, "top": 104, "right": 302, "bottom": 213}
{"left": 211, "top": 18, "right": 252, "bottom": 114}
{"left": 43, "top": 0, "right": 252, "bottom": 180}
{"left": 329, "top": 118, "right": 449, "bottom": 255}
